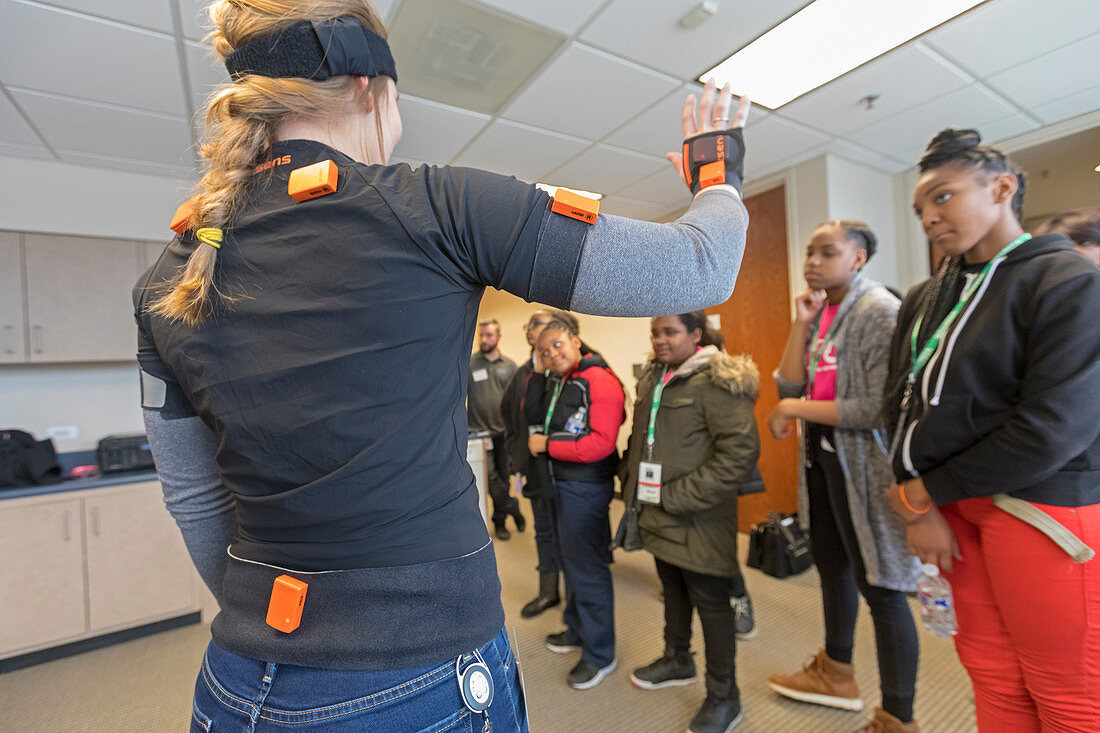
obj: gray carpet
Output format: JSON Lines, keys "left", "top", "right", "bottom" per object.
{"left": 0, "top": 504, "right": 976, "bottom": 732}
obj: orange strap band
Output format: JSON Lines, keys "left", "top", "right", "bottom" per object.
{"left": 899, "top": 482, "right": 931, "bottom": 516}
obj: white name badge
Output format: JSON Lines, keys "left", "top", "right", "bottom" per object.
{"left": 637, "top": 461, "right": 662, "bottom": 505}
{"left": 472, "top": 369, "right": 488, "bottom": 383}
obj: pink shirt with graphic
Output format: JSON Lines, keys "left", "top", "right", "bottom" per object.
{"left": 808, "top": 303, "right": 839, "bottom": 401}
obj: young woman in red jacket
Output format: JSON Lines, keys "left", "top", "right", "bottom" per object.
{"left": 526, "top": 317, "right": 626, "bottom": 691}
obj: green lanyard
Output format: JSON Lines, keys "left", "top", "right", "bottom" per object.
{"left": 542, "top": 379, "right": 564, "bottom": 433}
{"left": 904, "top": 233, "right": 1031, "bottom": 404}
{"left": 646, "top": 366, "right": 670, "bottom": 458}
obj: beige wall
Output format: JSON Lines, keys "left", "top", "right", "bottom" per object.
{"left": 475, "top": 288, "right": 653, "bottom": 409}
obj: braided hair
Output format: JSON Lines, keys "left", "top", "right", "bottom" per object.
{"left": 918, "top": 128, "right": 1027, "bottom": 224}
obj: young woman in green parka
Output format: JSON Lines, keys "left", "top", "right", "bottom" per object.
{"left": 619, "top": 311, "right": 761, "bottom": 733}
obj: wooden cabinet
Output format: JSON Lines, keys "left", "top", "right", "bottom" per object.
{"left": 23, "top": 233, "right": 142, "bottom": 363}
{"left": 0, "top": 232, "right": 27, "bottom": 363}
{"left": 0, "top": 481, "right": 199, "bottom": 660}
{"left": 0, "top": 498, "right": 87, "bottom": 653}
{"left": 85, "top": 482, "right": 196, "bottom": 632}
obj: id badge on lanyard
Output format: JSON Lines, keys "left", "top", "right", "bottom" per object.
{"left": 638, "top": 366, "right": 670, "bottom": 505}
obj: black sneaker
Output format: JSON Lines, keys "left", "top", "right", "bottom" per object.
{"left": 567, "top": 658, "right": 616, "bottom": 690}
{"left": 494, "top": 523, "right": 511, "bottom": 541}
{"left": 545, "top": 630, "right": 581, "bottom": 654}
{"left": 688, "top": 694, "right": 743, "bottom": 733}
{"left": 730, "top": 594, "right": 756, "bottom": 639}
{"left": 630, "top": 651, "right": 697, "bottom": 690}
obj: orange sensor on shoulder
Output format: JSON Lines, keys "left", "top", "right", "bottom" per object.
{"left": 266, "top": 574, "right": 308, "bottom": 633}
{"left": 169, "top": 196, "right": 198, "bottom": 233}
{"left": 288, "top": 160, "right": 339, "bottom": 202}
{"left": 550, "top": 189, "right": 600, "bottom": 225}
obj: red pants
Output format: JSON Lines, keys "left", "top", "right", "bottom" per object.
{"left": 942, "top": 497, "right": 1100, "bottom": 732}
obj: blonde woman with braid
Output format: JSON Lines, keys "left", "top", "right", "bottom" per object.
{"left": 134, "top": 1, "right": 755, "bottom": 730}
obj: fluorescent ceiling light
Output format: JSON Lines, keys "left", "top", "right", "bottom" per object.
{"left": 535, "top": 183, "right": 603, "bottom": 200}
{"left": 699, "top": 0, "right": 984, "bottom": 109}
{"left": 1094, "top": 164, "right": 1100, "bottom": 172}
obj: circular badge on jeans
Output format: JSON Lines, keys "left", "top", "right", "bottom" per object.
{"left": 459, "top": 660, "right": 494, "bottom": 713}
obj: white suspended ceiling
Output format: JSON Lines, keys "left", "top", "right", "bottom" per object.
{"left": 1, "top": 0, "right": 1098, "bottom": 220}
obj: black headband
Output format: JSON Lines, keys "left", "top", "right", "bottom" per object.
{"left": 224, "top": 16, "right": 397, "bottom": 82}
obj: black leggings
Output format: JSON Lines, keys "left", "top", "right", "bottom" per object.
{"left": 806, "top": 425, "right": 918, "bottom": 723}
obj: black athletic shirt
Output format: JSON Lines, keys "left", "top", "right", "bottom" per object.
{"left": 134, "top": 139, "right": 589, "bottom": 571}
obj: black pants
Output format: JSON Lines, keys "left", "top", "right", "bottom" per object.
{"left": 655, "top": 558, "right": 738, "bottom": 700}
{"left": 529, "top": 496, "right": 559, "bottom": 574}
{"left": 487, "top": 435, "right": 518, "bottom": 527}
{"left": 806, "top": 424, "right": 918, "bottom": 722}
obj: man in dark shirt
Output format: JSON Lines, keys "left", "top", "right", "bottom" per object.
{"left": 468, "top": 318, "right": 524, "bottom": 539}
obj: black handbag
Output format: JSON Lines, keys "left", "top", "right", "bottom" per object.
{"left": 747, "top": 513, "right": 812, "bottom": 578}
{"left": 521, "top": 453, "right": 557, "bottom": 501}
{"left": 0, "top": 429, "right": 62, "bottom": 488}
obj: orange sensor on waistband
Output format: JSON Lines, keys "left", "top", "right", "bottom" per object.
{"left": 550, "top": 189, "right": 600, "bottom": 225}
{"left": 169, "top": 196, "right": 197, "bottom": 233}
{"left": 288, "top": 160, "right": 339, "bottom": 202}
{"left": 266, "top": 574, "right": 308, "bottom": 633}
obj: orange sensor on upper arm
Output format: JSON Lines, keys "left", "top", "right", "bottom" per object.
{"left": 288, "top": 160, "right": 339, "bottom": 202}
{"left": 551, "top": 189, "right": 600, "bottom": 225}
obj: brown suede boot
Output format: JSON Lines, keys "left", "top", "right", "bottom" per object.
{"left": 855, "top": 707, "right": 918, "bottom": 732}
{"left": 767, "top": 649, "right": 863, "bottom": 711}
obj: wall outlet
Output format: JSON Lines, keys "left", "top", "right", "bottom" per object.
{"left": 46, "top": 425, "right": 79, "bottom": 441}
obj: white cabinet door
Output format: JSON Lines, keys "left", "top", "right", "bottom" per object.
{"left": 0, "top": 498, "right": 87, "bottom": 657}
{"left": 0, "top": 231, "right": 27, "bottom": 362}
{"left": 85, "top": 482, "right": 197, "bottom": 632}
{"left": 24, "top": 233, "right": 142, "bottom": 362}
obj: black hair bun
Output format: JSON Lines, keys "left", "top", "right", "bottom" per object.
{"left": 919, "top": 128, "right": 982, "bottom": 172}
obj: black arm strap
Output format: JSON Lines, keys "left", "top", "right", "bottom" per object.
{"left": 681, "top": 129, "right": 745, "bottom": 195}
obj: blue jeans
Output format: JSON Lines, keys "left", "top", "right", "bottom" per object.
{"left": 547, "top": 477, "right": 615, "bottom": 668}
{"left": 191, "top": 627, "right": 527, "bottom": 732}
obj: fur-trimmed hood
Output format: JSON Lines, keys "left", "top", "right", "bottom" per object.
{"left": 650, "top": 345, "right": 760, "bottom": 401}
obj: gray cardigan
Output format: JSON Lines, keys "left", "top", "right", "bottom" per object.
{"left": 774, "top": 275, "right": 920, "bottom": 592}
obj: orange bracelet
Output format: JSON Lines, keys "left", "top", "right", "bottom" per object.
{"left": 899, "top": 482, "right": 932, "bottom": 515}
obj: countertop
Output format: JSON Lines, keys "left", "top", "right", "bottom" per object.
{"left": 0, "top": 469, "right": 159, "bottom": 501}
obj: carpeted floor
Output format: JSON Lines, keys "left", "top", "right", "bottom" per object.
{"left": 0, "top": 503, "right": 976, "bottom": 732}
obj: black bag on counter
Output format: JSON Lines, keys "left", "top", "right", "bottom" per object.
{"left": 0, "top": 429, "right": 63, "bottom": 488}
{"left": 747, "top": 513, "right": 812, "bottom": 578}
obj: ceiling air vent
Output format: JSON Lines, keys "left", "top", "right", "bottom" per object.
{"left": 389, "top": 0, "right": 564, "bottom": 115}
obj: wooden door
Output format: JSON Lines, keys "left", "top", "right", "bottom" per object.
{"left": 85, "top": 482, "right": 196, "bottom": 632}
{"left": 708, "top": 186, "right": 800, "bottom": 531}
{"left": 0, "top": 231, "right": 27, "bottom": 362}
{"left": 0, "top": 497, "right": 87, "bottom": 656}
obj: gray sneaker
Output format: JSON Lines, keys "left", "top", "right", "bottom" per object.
{"left": 730, "top": 594, "right": 756, "bottom": 639}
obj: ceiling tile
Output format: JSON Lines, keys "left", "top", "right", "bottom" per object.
{"left": 544, "top": 144, "right": 666, "bottom": 197}
{"left": 0, "top": 140, "right": 54, "bottom": 161}
{"left": 781, "top": 44, "right": 971, "bottom": 137}
{"left": 923, "top": 0, "right": 1100, "bottom": 78}
{"left": 0, "top": 91, "right": 43, "bottom": 147}
{"left": 501, "top": 43, "right": 679, "bottom": 140}
{"left": 180, "top": 0, "right": 208, "bottom": 41}
{"left": 985, "top": 32, "right": 1100, "bottom": 109}
{"left": 392, "top": 95, "right": 490, "bottom": 164}
{"left": 615, "top": 166, "right": 692, "bottom": 208}
{"left": 895, "top": 112, "right": 1040, "bottom": 164}
{"left": 742, "top": 116, "right": 831, "bottom": 176}
{"left": 826, "top": 139, "right": 911, "bottom": 174}
{"left": 1033, "top": 83, "right": 1100, "bottom": 126}
{"left": 0, "top": 0, "right": 186, "bottom": 115}
{"left": 579, "top": 0, "right": 807, "bottom": 79}
{"left": 56, "top": 149, "right": 195, "bottom": 179}
{"left": 452, "top": 119, "right": 589, "bottom": 182}
{"left": 599, "top": 195, "right": 679, "bottom": 221}
{"left": 12, "top": 90, "right": 193, "bottom": 166}
{"left": 603, "top": 84, "right": 701, "bottom": 157}
{"left": 847, "top": 84, "right": 1018, "bottom": 159}
{"left": 185, "top": 42, "right": 228, "bottom": 113}
{"left": 473, "top": 0, "right": 597, "bottom": 35}
{"left": 40, "top": 0, "right": 173, "bottom": 32}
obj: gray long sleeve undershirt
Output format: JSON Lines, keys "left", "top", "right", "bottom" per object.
{"left": 143, "top": 409, "right": 235, "bottom": 605}
{"left": 568, "top": 184, "right": 748, "bottom": 316}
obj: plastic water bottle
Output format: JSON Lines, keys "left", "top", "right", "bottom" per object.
{"left": 564, "top": 407, "right": 587, "bottom": 435}
{"left": 916, "top": 563, "right": 957, "bottom": 637}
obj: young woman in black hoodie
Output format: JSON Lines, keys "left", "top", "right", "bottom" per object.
{"left": 885, "top": 128, "right": 1100, "bottom": 732}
